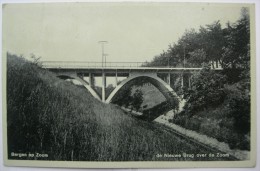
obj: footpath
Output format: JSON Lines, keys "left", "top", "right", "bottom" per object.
{"left": 154, "top": 110, "right": 250, "bottom": 160}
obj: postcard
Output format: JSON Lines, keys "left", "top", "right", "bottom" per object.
{"left": 2, "top": 1, "right": 256, "bottom": 168}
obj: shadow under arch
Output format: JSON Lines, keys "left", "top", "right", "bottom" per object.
{"left": 106, "top": 74, "right": 183, "bottom": 112}
{"left": 57, "top": 75, "right": 74, "bottom": 80}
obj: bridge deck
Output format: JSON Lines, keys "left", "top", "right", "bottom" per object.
{"left": 42, "top": 61, "right": 222, "bottom": 73}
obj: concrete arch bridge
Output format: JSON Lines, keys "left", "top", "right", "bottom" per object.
{"left": 42, "top": 61, "right": 222, "bottom": 116}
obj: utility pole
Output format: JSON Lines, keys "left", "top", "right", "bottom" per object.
{"left": 98, "top": 41, "right": 108, "bottom": 102}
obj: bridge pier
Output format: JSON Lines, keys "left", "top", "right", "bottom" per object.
{"left": 181, "top": 73, "right": 184, "bottom": 88}
{"left": 89, "top": 73, "right": 94, "bottom": 87}
{"left": 188, "top": 74, "right": 191, "bottom": 88}
{"left": 102, "top": 71, "right": 106, "bottom": 102}
{"left": 115, "top": 70, "right": 118, "bottom": 87}
{"left": 167, "top": 72, "right": 171, "bottom": 85}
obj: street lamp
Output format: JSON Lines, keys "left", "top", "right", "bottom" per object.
{"left": 98, "top": 41, "right": 108, "bottom": 102}
{"left": 104, "top": 53, "right": 109, "bottom": 67}
{"left": 98, "top": 41, "right": 108, "bottom": 68}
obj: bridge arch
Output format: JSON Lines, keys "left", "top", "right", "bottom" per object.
{"left": 106, "top": 73, "right": 184, "bottom": 111}
{"left": 56, "top": 74, "right": 101, "bottom": 101}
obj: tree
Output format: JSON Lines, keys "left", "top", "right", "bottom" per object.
{"left": 222, "top": 7, "right": 250, "bottom": 70}
{"left": 204, "top": 21, "right": 225, "bottom": 68}
{"left": 188, "top": 49, "right": 207, "bottom": 67}
{"left": 111, "top": 87, "right": 132, "bottom": 107}
{"left": 220, "top": 7, "right": 250, "bottom": 84}
{"left": 146, "top": 21, "right": 226, "bottom": 69}
{"left": 184, "top": 65, "right": 227, "bottom": 114}
{"left": 131, "top": 89, "right": 144, "bottom": 111}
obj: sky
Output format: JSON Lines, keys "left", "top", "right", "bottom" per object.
{"left": 3, "top": 2, "right": 246, "bottom": 63}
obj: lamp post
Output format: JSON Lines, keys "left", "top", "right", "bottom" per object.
{"left": 98, "top": 41, "right": 108, "bottom": 102}
{"left": 98, "top": 41, "right": 108, "bottom": 68}
{"left": 104, "top": 53, "right": 109, "bottom": 68}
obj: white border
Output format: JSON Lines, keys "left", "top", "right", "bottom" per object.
{"left": 1, "top": 0, "right": 259, "bottom": 171}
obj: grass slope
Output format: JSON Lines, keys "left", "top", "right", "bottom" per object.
{"left": 7, "top": 54, "right": 230, "bottom": 161}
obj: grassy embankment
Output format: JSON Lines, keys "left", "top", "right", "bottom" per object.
{"left": 170, "top": 103, "right": 250, "bottom": 151}
{"left": 7, "top": 54, "right": 231, "bottom": 161}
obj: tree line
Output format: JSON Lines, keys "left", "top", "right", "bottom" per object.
{"left": 145, "top": 8, "right": 249, "bottom": 73}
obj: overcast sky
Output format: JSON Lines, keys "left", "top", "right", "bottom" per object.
{"left": 3, "top": 2, "right": 246, "bottom": 63}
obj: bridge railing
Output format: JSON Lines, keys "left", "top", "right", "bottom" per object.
{"left": 42, "top": 61, "right": 222, "bottom": 69}
{"left": 42, "top": 61, "right": 151, "bottom": 69}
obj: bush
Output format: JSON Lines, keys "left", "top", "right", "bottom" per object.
{"left": 184, "top": 65, "right": 227, "bottom": 114}
{"left": 224, "top": 83, "right": 250, "bottom": 134}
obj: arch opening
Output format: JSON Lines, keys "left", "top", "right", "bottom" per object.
{"left": 107, "top": 75, "right": 182, "bottom": 114}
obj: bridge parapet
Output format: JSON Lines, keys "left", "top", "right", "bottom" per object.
{"left": 42, "top": 61, "right": 222, "bottom": 73}
{"left": 42, "top": 61, "right": 148, "bottom": 69}
{"left": 42, "top": 61, "right": 222, "bottom": 70}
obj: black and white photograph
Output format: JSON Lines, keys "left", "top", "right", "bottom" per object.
{"left": 1, "top": 1, "right": 257, "bottom": 169}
